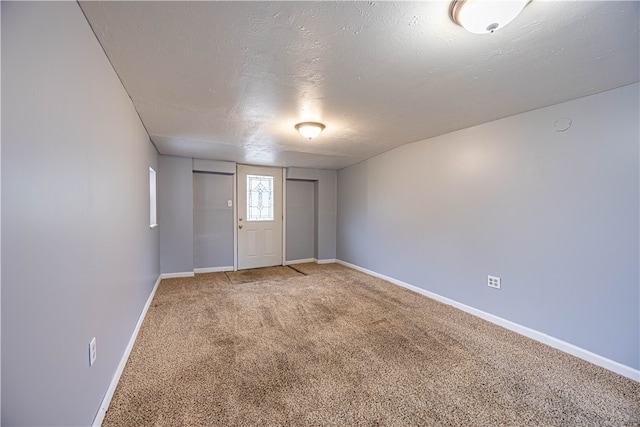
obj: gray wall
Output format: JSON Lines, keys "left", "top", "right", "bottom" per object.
{"left": 286, "top": 180, "right": 315, "bottom": 261}
{"left": 193, "top": 172, "right": 234, "bottom": 269}
{"left": 1, "top": 2, "right": 160, "bottom": 425}
{"left": 160, "top": 162, "right": 337, "bottom": 273}
{"left": 337, "top": 83, "right": 640, "bottom": 370}
{"left": 159, "top": 155, "right": 194, "bottom": 274}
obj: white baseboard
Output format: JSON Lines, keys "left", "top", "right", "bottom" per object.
{"left": 194, "top": 266, "right": 234, "bottom": 273}
{"left": 92, "top": 274, "right": 162, "bottom": 426}
{"left": 285, "top": 258, "right": 317, "bottom": 265}
{"left": 160, "top": 271, "right": 195, "bottom": 279}
{"left": 286, "top": 258, "right": 336, "bottom": 265}
{"left": 336, "top": 259, "right": 640, "bottom": 383}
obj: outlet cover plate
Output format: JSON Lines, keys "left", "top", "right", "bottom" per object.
{"left": 89, "top": 337, "right": 97, "bottom": 366}
{"left": 488, "top": 275, "right": 501, "bottom": 289}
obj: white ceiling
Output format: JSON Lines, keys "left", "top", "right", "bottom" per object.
{"left": 80, "top": 1, "right": 639, "bottom": 170}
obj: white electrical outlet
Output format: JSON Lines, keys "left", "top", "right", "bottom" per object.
{"left": 89, "top": 337, "right": 97, "bottom": 366}
{"left": 227, "top": 200, "right": 232, "bottom": 207}
{"left": 488, "top": 275, "right": 501, "bottom": 289}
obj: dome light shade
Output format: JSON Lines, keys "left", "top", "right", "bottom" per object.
{"left": 295, "top": 122, "right": 325, "bottom": 139}
{"left": 451, "top": 0, "right": 530, "bottom": 34}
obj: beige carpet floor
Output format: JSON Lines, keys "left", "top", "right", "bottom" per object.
{"left": 103, "top": 263, "right": 639, "bottom": 426}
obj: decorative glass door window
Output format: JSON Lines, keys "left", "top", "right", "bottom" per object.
{"left": 247, "top": 174, "right": 274, "bottom": 221}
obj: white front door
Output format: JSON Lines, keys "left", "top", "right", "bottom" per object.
{"left": 237, "top": 165, "right": 283, "bottom": 270}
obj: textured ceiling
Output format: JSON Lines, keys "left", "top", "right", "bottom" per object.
{"left": 80, "top": 1, "right": 639, "bottom": 170}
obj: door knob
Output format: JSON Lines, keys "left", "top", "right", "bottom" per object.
{"left": 239, "top": 224, "right": 243, "bottom": 229}
{"left": 239, "top": 217, "right": 243, "bottom": 221}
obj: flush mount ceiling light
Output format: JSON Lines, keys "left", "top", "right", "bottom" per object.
{"left": 295, "top": 122, "right": 326, "bottom": 139}
{"left": 451, "top": 0, "right": 530, "bottom": 34}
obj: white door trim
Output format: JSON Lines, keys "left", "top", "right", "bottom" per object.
{"left": 233, "top": 171, "right": 238, "bottom": 271}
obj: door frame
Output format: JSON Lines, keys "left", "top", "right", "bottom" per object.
{"left": 233, "top": 165, "right": 286, "bottom": 271}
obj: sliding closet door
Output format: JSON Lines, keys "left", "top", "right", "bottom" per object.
{"left": 193, "top": 172, "right": 234, "bottom": 271}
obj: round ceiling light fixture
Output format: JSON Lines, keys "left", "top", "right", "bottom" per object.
{"left": 451, "top": 0, "right": 530, "bottom": 34}
{"left": 295, "top": 122, "right": 326, "bottom": 139}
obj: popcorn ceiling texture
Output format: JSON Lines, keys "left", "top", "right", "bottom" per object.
{"left": 79, "top": 2, "right": 640, "bottom": 170}
{"left": 103, "top": 263, "right": 639, "bottom": 426}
